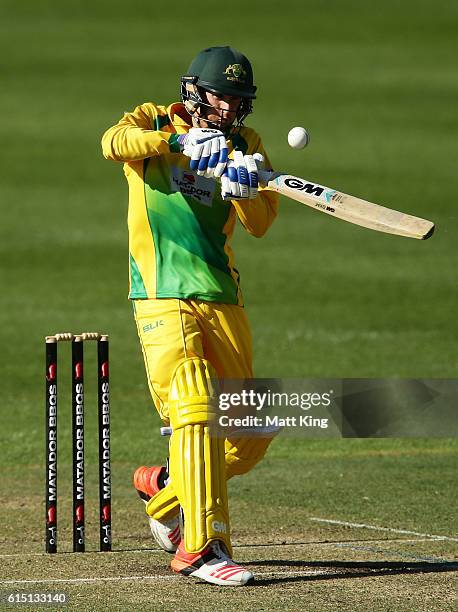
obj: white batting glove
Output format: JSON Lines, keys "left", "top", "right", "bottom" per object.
{"left": 221, "top": 151, "right": 260, "bottom": 201}
{"left": 178, "top": 128, "right": 228, "bottom": 178}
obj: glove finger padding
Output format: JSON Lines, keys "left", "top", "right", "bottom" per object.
{"left": 189, "top": 142, "right": 205, "bottom": 172}
{"left": 220, "top": 167, "right": 232, "bottom": 200}
{"left": 228, "top": 163, "right": 241, "bottom": 198}
{"left": 233, "top": 150, "right": 249, "bottom": 199}
{"left": 214, "top": 136, "right": 228, "bottom": 178}
{"left": 220, "top": 163, "right": 240, "bottom": 200}
{"left": 179, "top": 128, "right": 228, "bottom": 177}
{"left": 204, "top": 137, "right": 221, "bottom": 178}
{"left": 197, "top": 140, "right": 212, "bottom": 176}
{"left": 244, "top": 154, "right": 259, "bottom": 199}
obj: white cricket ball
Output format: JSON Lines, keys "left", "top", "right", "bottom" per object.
{"left": 287, "top": 126, "right": 310, "bottom": 149}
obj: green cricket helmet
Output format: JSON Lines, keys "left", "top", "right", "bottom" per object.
{"left": 181, "top": 46, "right": 256, "bottom": 129}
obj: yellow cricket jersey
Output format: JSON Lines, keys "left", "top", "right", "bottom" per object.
{"left": 101, "top": 102, "right": 278, "bottom": 306}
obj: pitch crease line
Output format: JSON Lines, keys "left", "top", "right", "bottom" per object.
{"left": 310, "top": 518, "right": 458, "bottom": 542}
{"left": 0, "top": 569, "right": 326, "bottom": 586}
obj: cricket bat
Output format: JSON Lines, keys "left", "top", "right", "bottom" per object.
{"left": 259, "top": 171, "right": 435, "bottom": 240}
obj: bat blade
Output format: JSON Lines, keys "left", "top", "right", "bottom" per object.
{"left": 261, "top": 172, "right": 435, "bottom": 240}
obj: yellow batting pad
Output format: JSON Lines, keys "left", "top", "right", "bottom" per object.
{"left": 144, "top": 434, "right": 276, "bottom": 523}
{"left": 145, "top": 486, "right": 180, "bottom": 523}
{"left": 168, "top": 358, "right": 231, "bottom": 554}
{"left": 145, "top": 435, "right": 276, "bottom": 526}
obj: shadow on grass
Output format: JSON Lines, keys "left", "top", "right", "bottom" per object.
{"left": 247, "top": 559, "right": 458, "bottom": 586}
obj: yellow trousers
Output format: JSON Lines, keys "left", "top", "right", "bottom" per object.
{"left": 133, "top": 298, "right": 274, "bottom": 521}
{"left": 133, "top": 298, "right": 253, "bottom": 420}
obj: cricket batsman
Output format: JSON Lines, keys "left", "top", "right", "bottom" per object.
{"left": 102, "top": 45, "right": 279, "bottom": 586}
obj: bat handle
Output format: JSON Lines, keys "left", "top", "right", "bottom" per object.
{"left": 252, "top": 154, "right": 275, "bottom": 186}
{"left": 257, "top": 168, "right": 274, "bottom": 187}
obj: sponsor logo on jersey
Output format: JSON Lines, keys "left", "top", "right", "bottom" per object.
{"left": 183, "top": 173, "right": 195, "bottom": 184}
{"left": 171, "top": 167, "right": 215, "bottom": 206}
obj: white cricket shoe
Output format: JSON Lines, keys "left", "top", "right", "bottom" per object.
{"left": 147, "top": 513, "right": 181, "bottom": 553}
{"left": 171, "top": 540, "right": 254, "bottom": 586}
{"left": 133, "top": 465, "right": 180, "bottom": 553}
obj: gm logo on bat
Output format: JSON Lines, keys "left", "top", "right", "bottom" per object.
{"left": 284, "top": 177, "right": 336, "bottom": 211}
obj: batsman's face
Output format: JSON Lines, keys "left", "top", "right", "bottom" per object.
{"left": 201, "top": 91, "right": 241, "bottom": 128}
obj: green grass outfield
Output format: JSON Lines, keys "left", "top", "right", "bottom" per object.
{"left": 1, "top": 0, "right": 457, "bottom": 609}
